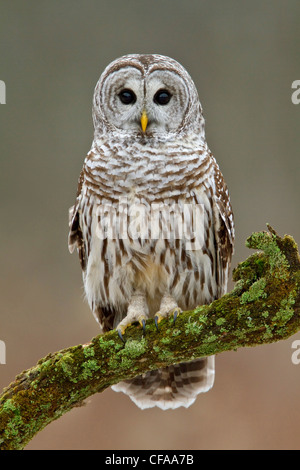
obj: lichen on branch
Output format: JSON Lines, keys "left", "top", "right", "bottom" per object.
{"left": 0, "top": 226, "right": 299, "bottom": 450}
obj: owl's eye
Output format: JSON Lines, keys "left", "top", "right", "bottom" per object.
{"left": 154, "top": 89, "right": 172, "bottom": 105}
{"left": 119, "top": 89, "right": 137, "bottom": 105}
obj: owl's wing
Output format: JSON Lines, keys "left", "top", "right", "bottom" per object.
{"left": 212, "top": 166, "right": 235, "bottom": 297}
{"left": 68, "top": 168, "right": 86, "bottom": 270}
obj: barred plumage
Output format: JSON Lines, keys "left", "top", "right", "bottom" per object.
{"left": 69, "top": 54, "right": 234, "bottom": 409}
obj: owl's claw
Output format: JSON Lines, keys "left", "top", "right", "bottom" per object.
{"left": 154, "top": 313, "right": 163, "bottom": 331}
{"left": 117, "top": 326, "right": 127, "bottom": 343}
{"left": 116, "top": 315, "right": 147, "bottom": 342}
{"left": 141, "top": 317, "right": 146, "bottom": 333}
{"left": 154, "top": 308, "right": 182, "bottom": 330}
{"left": 172, "top": 308, "right": 181, "bottom": 325}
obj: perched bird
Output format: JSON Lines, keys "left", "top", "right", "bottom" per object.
{"left": 68, "top": 54, "right": 234, "bottom": 410}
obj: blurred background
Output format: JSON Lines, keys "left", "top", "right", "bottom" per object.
{"left": 0, "top": 0, "right": 299, "bottom": 450}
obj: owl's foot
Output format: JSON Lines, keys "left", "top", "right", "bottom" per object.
{"left": 154, "top": 307, "right": 182, "bottom": 330}
{"left": 117, "top": 314, "right": 147, "bottom": 342}
{"left": 116, "top": 291, "right": 149, "bottom": 342}
{"left": 154, "top": 293, "right": 182, "bottom": 330}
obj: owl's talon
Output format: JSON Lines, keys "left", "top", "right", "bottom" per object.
{"left": 117, "top": 322, "right": 131, "bottom": 342}
{"left": 140, "top": 317, "right": 146, "bottom": 333}
{"left": 116, "top": 312, "right": 147, "bottom": 340}
{"left": 154, "top": 313, "right": 164, "bottom": 331}
{"left": 154, "top": 308, "right": 182, "bottom": 330}
{"left": 117, "top": 328, "right": 125, "bottom": 343}
{"left": 172, "top": 308, "right": 181, "bottom": 324}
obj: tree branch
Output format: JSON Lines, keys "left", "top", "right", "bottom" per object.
{"left": 0, "top": 226, "right": 299, "bottom": 450}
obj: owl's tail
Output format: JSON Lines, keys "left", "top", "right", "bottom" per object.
{"left": 111, "top": 356, "right": 215, "bottom": 410}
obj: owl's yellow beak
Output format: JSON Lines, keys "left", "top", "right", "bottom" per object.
{"left": 141, "top": 110, "right": 148, "bottom": 132}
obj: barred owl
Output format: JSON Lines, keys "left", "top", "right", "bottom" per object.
{"left": 68, "top": 54, "right": 234, "bottom": 410}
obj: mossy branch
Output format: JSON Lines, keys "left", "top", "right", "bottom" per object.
{"left": 1, "top": 226, "right": 299, "bottom": 450}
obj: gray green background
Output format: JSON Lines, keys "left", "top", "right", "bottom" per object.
{"left": 0, "top": 0, "right": 299, "bottom": 450}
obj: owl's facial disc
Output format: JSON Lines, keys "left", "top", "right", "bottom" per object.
{"left": 99, "top": 66, "right": 189, "bottom": 135}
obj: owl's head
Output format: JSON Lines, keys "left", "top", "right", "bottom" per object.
{"left": 92, "top": 54, "right": 205, "bottom": 140}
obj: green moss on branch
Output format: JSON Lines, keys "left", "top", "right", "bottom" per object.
{"left": 0, "top": 226, "right": 299, "bottom": 450}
